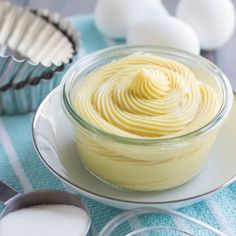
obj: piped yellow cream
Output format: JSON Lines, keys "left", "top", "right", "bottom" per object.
{"left": 72, "top": 53, "right": 221, "bottom": 191}
{"left": 75, "top": 53, "right": 219, "bottom": 138}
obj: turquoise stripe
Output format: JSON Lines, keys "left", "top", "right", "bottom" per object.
{"left": 1, "top": 114, "right": 63, "bottom": 191}
{"left": 229, "top": 182, "right": 236, "bottom": 193}
{"left": 83, "top": 197, "right": 122, "bottom": 234}
{"left": 70, "top": 15, "right": 108, "bottom": 53}
{"left": 210, "top": 187, "right": 236, "bottom": 234}
{"left": 138, "top": 212, "right": 177, "bottom": 236}
{"left": 0, "top": 124, "right": 22, "bottom": 213}
{"left": 138, "top": 212, "right": 176, "bottom": 228}
{"left": 179, "top": 201, "right": 221, "bottom": 235}
{"left": 0, "top": 142, "right": 22, "bottom": 193}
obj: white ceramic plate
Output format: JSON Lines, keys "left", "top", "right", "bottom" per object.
{"left": 33, "top": 88, "right": 236, "bottom": 209}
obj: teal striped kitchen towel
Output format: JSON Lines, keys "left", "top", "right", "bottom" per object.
{"left": 0, "top": 15, "right": 236, "bottom": 235}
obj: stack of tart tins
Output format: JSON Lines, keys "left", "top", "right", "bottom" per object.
{"left": 0, "top": 1, "right": 79, "bottom": 114}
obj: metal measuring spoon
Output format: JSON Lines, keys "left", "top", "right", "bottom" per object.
{"left": 0, "top": 181, "right": 91, "bottom": 235}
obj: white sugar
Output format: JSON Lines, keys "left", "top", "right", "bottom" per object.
{"left": 0, "top": 204, "right": 90, "bottom": 236}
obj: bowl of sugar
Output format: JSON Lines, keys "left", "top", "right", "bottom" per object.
{"left": 0, "top": 181, "right": 91, "bottom": 236}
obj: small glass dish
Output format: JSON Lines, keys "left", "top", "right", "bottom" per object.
{"left": 98, "top": 207, "right": 226, "bottom": 236}
{"left": 61, "top": 45, "right": 233, "bottom": 192}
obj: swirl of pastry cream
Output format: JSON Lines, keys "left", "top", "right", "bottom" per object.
{"left": 74, "top": 53, "right": 220, "bottom": 138}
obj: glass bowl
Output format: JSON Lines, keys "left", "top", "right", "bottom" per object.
{"left": 61, "top": 45, "right": 233, "bottom": 192}
{"left": 98, "top": 207, "right": 226, "bottom": 236}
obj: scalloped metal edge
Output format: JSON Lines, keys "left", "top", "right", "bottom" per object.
{"left": 0, "top": 69, "right": 63, "bottom": 114}
{"left": 0, "top": 1, "right": 80, "bottom": 88}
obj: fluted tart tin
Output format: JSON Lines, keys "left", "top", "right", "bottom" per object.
{"left": 0, "top": 1, "right": 80, "bottom": 114}
{"left": 0, "top": 70, "right": 63, "bottom": 114}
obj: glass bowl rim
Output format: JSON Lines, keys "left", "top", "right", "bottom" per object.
{"left": 97, "top": 207, "right": 226, "bottom": 236}
{"left": 61, "top": 45, "right": 233, "bottom": 145}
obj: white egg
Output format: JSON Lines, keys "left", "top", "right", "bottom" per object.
{"left": 176, "top": 0, "right": 236, "bottom": 50}
{"left": 94, "top": 0, "right": 168, "bottom": 38}
{"left": 127, "top": 16, "right": 200, "bottom": 54}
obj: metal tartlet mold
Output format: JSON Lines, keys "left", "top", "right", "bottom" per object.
{"left": 0, "top": 0, "right": 80, "bottom": 89}
{"left": 0, "top": 67, "right": 64, "bottom": 115}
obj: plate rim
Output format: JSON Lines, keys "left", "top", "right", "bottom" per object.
{"left": 32, "top": 88, "right": 236, "bottom": 206}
